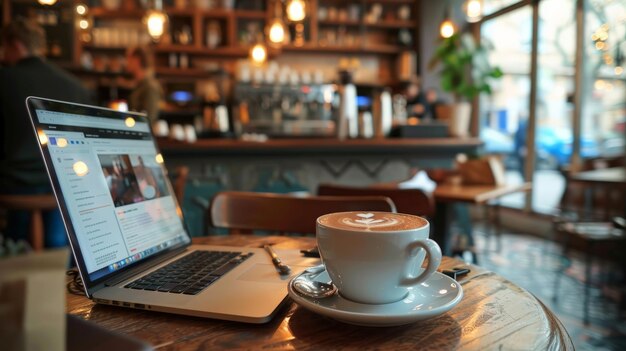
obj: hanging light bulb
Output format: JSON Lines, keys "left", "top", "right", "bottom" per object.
{"left": 439, "top": 5, "right": 456, "bottom": 38}
{"left": 76, "top": 4, "right": 88, "bottom": 15}
{"left": 464, "top": 0, "right": 483, "bottom": 23}
{"left": 250, "top": 43, "right": 268, "bottom": 65}
{"left": 286, "top": 0, "right": 306, "bottom": 22}
{"left": 38, "top": 0, "right": 57, "bottom": 5}
{"left": 267, "top": 18, "right": 288, "bottom": 45}
{"left": 144, "top": 0, "right": 168, "bottom": 41}
{"left": 440, "top": 19, "right": 456, "bottom": 38}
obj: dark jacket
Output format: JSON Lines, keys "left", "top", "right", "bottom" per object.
{"left": 0, "top": 56, "right": 92, "bottom": 187}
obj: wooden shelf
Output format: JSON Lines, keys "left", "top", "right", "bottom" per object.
{"left": 82, "top": 44, "right": 128, "bottom": 51}
{"left": 283, "top": 44, "right": 404, "bottom": 55}
{"left": 90, "top": 7, "right": 143, "bottom": 18}
{"left": 318, "top": 19, "right": 361, "bottom": 27}
{"left": 233, "top": 10, "right": 267, "bottom": 19}
{"left": 154, "top": 45, "right": 249, "bottom": 57}
{"left": 364, "top": 0, "right": 415, "bottom": 4}
{"left": 155, "top": 67, "right": 227, "bottom": 77}
{"left": 365, "top": 20, "right": 414, "bottom": 29}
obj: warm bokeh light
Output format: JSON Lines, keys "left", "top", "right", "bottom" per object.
{"left": 615, "top": 66, "right": 624, "bottom": 75}
{"left": 250, "top": 43, "right": 267, "bottom": 65}
{"left": 286, "top": 0, "right": 306, "bottom": 22}
{"left": 79, "top": 19, "right": 89, "bottom": 30}
{"left": 465, "top": 0, "right": 482, "bottom": 22}
{"left": 76, "top": 4, "right": 87, "bottom": 15}
{"left": 57, "top": 138, "right": 68, "bottom": 148}
{"left": 73, "top": 161, "right": 89, "bottom": 177}
{"left": 37, "top": 130, "right": 48, "bottom": 145}
{"left": 38, "top": 0, "right": 57, "bottom": 5}
{"left": 125, "top": 117, "right": 136, "bottom": 128}
{"left": 155, "top": 153, "right": 164, "bottom": 164}
{"left": 440, "top": 19, "right": 456, "bottom": 38}
{"left": 268, "top": 19, "right": 287, "bottom": 44}
{"left": 144, "top": 10, "right": 168, "bottom": 41}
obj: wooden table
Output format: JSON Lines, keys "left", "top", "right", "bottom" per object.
{"left": 569, "top": 167, "right": 626, "bottom": 186}
{"left": 67, "top": 235, "right": 573, "bottom": 350}
{"left": 431, "top": 182, "right": 532, "bottom": 255}
{"left": 569, "top": 167, "right": 626, "bottom": 219}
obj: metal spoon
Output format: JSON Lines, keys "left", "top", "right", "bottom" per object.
{"left": 291, "top": 265, "right": 337, "bottom": 299}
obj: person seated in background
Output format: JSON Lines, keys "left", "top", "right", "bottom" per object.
{"left": 425, "top": 87, "right": 444, "bottom": 120}
{"left": 0, "top": 18, "right": 92, "bottom": 247}
{"left": 126, "top": 46, "right": 163, "bottom": 123}
{"left": 404, "top": 76, "right": 429, "bottom": 121}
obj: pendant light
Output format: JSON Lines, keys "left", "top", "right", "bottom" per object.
{"left": 38, "top": 0, "right": 57, "bottom": 5}
{"left": 286, "top": 0, "right": 306, "bottom": 22}
{"left": 144, "top": 0, "right": 168, "bottom": 42}
{"left": 464, "top": 0, "right": 483, "bottom": 23}
{"left": 250, "top": 42, "right": 268, "bottom": 65}
{"left": 267, "top": 1, "right": 289, "bottom": 46}
{"left": 439, "top": 4, "right": 456, "bottom": 38}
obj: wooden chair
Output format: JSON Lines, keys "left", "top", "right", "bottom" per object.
{"left": 170, "top": 166, "right": 189, "bottom": 205}
{"left": 0, "top": 194, "right": 58, "bottom": 251}
{"left": 209, "top": 191, "right": 396, "bottom": 235}
{"left": 552, "top": 171, "right": 626, "bottom": 325}
{"left": 317, "top": 184, "right": 435, "bottom": 218}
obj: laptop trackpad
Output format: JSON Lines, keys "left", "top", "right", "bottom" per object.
{"left": 238, "top": 264, "right": 307, "bottom": 283}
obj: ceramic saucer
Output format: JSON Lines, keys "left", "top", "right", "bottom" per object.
{"left": 288, "top": 269, "right": 463, "bottom": 327}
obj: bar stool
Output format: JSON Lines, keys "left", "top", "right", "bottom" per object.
{"left": 0, "top": 194, "right": 58, "bottom": 251}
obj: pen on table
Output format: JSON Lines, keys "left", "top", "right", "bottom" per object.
{"left": 264, "top": 244, "right": 292, "bottom": 276}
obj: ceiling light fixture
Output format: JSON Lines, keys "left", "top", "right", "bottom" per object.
{"left": 286, "top": 0, "right": 306, "bottom": 22}
{"left": 464, "top": 0, "right": 483, "bottom": 23}
{"left": 250, "top": 43, "right": 268, "bottom": 65}
{"left": 439, "top": 5, "right": 456, "bottom": 38}
{"left": 144, "top": 0, "right": 168, "bottom": 42}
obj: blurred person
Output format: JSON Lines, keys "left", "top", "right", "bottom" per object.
{"left": 126, "top": 46, "right": 163, "bottom": 123}
{"left": 404, "top": 76, "right": 428, "bottom": 120}
{"left": 425, "top": 87, "right": 444, "bottom": 120}
{"left": 0, "top": 18, "right": 92, "bottom": 248}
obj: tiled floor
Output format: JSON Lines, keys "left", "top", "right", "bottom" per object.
{"left": 467, "top": 228, "right": 626, "bottom": 351}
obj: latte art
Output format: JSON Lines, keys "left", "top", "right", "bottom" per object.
{"left": 341, "top": 214, "right": 400, "bottom": 229}
{"left": 318, "top": 211, "right": 427, "bottom": 232}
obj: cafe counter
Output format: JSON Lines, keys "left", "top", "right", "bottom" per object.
{"left": 158, "top": 137, "right": 483, "bottom": 192}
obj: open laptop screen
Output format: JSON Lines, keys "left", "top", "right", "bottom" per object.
{"left": 27, "top": 98, "right": 190, "bottom": 285}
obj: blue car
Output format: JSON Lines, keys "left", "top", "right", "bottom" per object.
{"left": 481, "top": 125, "right": 600, "bottom": 169}
{"left": 534, "top": 127, "right": 600, "bottom": 167}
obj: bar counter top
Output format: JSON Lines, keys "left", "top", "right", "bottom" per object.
{"left": 157, "top": 137, "right": 483, "bottom": 158}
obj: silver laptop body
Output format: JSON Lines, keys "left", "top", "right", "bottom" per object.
{"left": 26, "top": 97, "right": 312, "bottom": 323}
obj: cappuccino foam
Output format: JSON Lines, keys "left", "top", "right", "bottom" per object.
{"left": 318, "top": 212, "right": 427, "bottom": 232}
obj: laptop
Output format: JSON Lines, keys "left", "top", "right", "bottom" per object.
{"left": 26, "top": 97, "right": 315, "bottom": 323}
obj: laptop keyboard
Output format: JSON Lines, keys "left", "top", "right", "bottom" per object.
{"left": 124, "top": 250, "right": 253, "bottom": 295}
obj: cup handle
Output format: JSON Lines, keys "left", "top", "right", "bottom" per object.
{"left": 400, "top": 239, "right": 442, "bottom": 286}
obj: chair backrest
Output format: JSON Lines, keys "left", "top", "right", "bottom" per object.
{"left": 317, "top": 183, "right": 435, "bottom": 218}
{"left": 170, "top": 166, "right": 189, "bottom": 205}
{"left": 209, "top": 191, "right": 396, "bottom": 234}
{"left": 0, "top": 194, "right": 57, "bottom": 251}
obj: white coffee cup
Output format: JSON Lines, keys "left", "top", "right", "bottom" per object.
{"left": 317, "top": 211, "right": 442, "bottom": 304}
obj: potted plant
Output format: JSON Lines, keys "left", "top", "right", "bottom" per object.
{"left": 429, "top": 33, "right": 502, "bottom": 137}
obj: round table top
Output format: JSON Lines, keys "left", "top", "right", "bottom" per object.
{"left": 66, "top": 235, "right": 573, "bottom": 350}
{"left": 570, "top": 167, "right": 626, "bottom": 186}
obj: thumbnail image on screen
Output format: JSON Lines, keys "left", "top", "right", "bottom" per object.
{"left": 99, "top": 154, "right": 170, "bottom": 207}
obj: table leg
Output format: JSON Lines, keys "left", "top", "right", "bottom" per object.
{"left": 433, "top": 201, "right": 452, "bottom": 256}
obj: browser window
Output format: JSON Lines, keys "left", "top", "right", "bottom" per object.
{"left": 36, "top": 110, "right": 189, "bottom": 281}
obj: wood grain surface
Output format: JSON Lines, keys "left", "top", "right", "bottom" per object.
{"left": 66, "top": 236, "right": 573, "bottom": 350}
